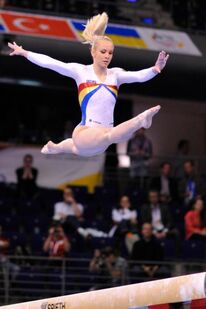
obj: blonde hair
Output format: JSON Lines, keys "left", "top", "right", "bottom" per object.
{"left": 81, "top": 12, "right": 113, "bottom": 47}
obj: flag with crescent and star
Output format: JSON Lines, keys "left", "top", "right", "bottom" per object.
{"left": 0, "top": 11, "right": 76, "bottom": 40}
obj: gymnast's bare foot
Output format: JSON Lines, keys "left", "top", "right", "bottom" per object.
{"left": 140, "top": 105, "right": 161, "bottom": 129}
{"left": 41, "top": 141, "right": 61, "bottom": 154}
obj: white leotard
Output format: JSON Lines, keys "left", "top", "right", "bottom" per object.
{"left": 27, "top": 52, "right": 157, "bottom": 128}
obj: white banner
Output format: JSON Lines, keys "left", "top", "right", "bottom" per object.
{"left": 0, "top": 146, "right": 105, "bottom": 192}
{"left": 137, "top": 27, "right": 202, "bottom": 56}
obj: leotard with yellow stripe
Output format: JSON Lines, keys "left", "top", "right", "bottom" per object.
{"left": 27, "top": 52, "right": 157, "bottom": 128}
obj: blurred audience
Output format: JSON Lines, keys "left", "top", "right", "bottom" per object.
{"left": 89, "top": 247, "right": 128, "bottom": 288}
{"left": 184, "top": 197, "right": 206, "bottom": 240}
{"left": 53, "top": 186, "right": 84, "bottom": 234}
{"left": 15, "top": 154, "right": 39, "bottom": 199}
{"left": 0, "top": 0, "right": 6, "bottom": 8}
{"left": 0, "top": 226, "right": 20, "bottom": 281}
{"left": 127, "top": 128, "right": 153, "bottom": 186}
{"left": 131, "top": 223, "right": 167, "bottom": 279}
{"left": 174, "top": 139, "right": 190, "bottom": 178}
{"left": 140, "top": 190, "right": 174, "bottom": 239}
{"left": 150, "top": 162, "right": 178, "bottom": 201}
{"left": 178, "top": 160, "right": 203, "bottom": 207}
{"left": 112, "top": 195, "right": 139, "bottom": 254}
{"left": 43, "top": 224, "right": 70, "bottom": 258}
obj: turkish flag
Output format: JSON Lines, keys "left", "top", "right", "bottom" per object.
{"left": 1, "top": 11, "right": 76, "bottom": 39}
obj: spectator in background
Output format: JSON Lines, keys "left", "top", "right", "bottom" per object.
{"left": 178, "top": 160, "right": 202, "bottom": 207}
{"left": 0, "top": 0, "right": 6, "bottom": 8}
{"left": 127, "top": 128, "right": 153, "bottom": 187}
{"left": 131, "top": 223, "right": 165, "bottom": 279}
{"left": 43, "top": 224, "right": 70, "bottom": 258}
{"left": 140, "top": 190, "right": 174, "bottom": 239}
{"left": 16, "top": 154, "right": 38, "bottom": 199}
{"left": 89, "top": 247, "right": 128, "bottom": 288}
{"left": 53, "top": 186, "right": 84, "bottom": 234}
{"left": 112, "top": 195, "right": 139, "bottom": 254}
{"left": 150, "top": 162, "right": 178, "bottom": 201}
{"left": 184, "top": 197, "right": 206, "bottom": 240}
{"left": 174, "top": 139, "right": 190, "bottom": 178}
{"left": 0, "top": 226, "right": 20, "bottom": 281}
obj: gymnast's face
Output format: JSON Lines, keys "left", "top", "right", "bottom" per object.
{"left": 91, "top": 39, "right": 114, "bottom": 69}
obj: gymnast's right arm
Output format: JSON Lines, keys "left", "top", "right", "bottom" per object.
{"left": 8, "top": 42, "right": 80, "bottom": 79}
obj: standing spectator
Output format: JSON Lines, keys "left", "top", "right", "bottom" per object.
{"left": 140, "top": 190, "right": 174, "bottom": 239}
{"left": 112, "top": 195, "right": 139, "bottom": 254}
{"left": 127, "top": 128, "right": 153, "bottom": 186}
{"left": 184, "top": 197, "right": 206, "bottom": 240}
{"left": 178, "top": 160, "right": 202, "bottom": 207}
{"left": 53, "top": 186, "right": 84, "bottom": 233}
{"left": 131, "top": 223, "right": 165, "bottom": 279}
{"left": 150, "top": 162, "right": 178, "bottom": 201}
{"left": 16, "top": 154, "right": 38, "bottom": 199}
{"left": 43, "top": 224, "right": 70, "bottom": 258}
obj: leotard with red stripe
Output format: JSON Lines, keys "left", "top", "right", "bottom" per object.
{"left": 27, "top": 52, "right": 157, "bottom": 128}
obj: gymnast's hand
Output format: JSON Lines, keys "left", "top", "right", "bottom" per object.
{"left": 8, "top": 41, "right": 28, "bottom": 57}
{"left": 153, "top": 50, "right": 169, "bottom": 73}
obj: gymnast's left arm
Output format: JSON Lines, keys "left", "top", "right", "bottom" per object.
{"left": 116, "top": 50, "right": 169, "bottom": 86}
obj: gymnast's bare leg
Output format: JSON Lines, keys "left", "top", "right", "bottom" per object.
{"left": 41, "top": 105, "right": 160, "bottom": 157}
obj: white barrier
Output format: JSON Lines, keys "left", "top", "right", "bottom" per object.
{"left": 0, "top": 272, "right": 205, "bottom": 309}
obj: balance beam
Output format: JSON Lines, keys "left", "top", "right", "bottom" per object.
{"left": 1, "top": 272, "right": 205, "bottom": 309}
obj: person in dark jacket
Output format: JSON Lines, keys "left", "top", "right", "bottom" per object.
{"left": 16, "top": 154, "right": 38, "bottom": 198}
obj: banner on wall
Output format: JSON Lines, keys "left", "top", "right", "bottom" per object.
{"left": 137, "top": 27, "right": 202, "bottom": 56}
{"left": 0, "top": 10, "right": 77, "bottom": 40}
{"left": 0, "top": 146, "right": 105, "bottom": 192}
{"left": 0, "top": 10, "right": 202, "bottom": 56}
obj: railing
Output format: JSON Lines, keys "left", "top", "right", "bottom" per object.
{"left": 0, "top": 255, "right": 205, "bottom": 306}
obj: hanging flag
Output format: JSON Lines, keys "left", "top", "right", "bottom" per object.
{"left": 71, "top": 20, "right": 147, "bottom": 49}
{"left": 1, "top": 11, "right": 76, "bottom": 40}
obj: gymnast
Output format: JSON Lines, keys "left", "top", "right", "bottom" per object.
{"left": 8, "top": 12, "right": 169, "bottom": 157}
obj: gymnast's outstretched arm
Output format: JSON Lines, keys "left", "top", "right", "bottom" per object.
{"left": 116, "top": 50, "right": 169, "bottom": 86}
{"left": 8, "top": 42, "right": 82, "bottom": 79}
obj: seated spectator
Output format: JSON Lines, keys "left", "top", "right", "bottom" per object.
{"left": 53, "top": 186, "right": 84, "bottom": 234}
{"left": 178, "top": 160, "right": 203, "bottom": 207}
{"left": 16, "top": 154, "right": 39, "bottom": 199}
{"left": 131, "top": 223, "right": 165, "bottom": 279}
{"left": 140, "top": 190, "right": 174, "bottom": 239}
{"left": 0, "top": 226, "right": 20, "bottom": 281}
{"left": 184, "top": 197, "right": 206, "bottom": 240}
{"left": 150, "top": 162, "right": 178, "bottom": 201}
{"left": 112, "top": 195, "right": 139, "bottom": 254}
{"left": 43, "top": 224, "right": 70, "bottom": 258}
{"left": 140, "top": 190, "right": 181, "bottom": 256}
{"left": 89, "top": 247, "right": 128, "bottom": 289}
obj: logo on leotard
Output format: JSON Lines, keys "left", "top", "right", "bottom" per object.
{"left": 89, "top": 119, "right": 101, "bottom": 124}
{"left": 86, "top": 80, "right": 97, "bottom": 83}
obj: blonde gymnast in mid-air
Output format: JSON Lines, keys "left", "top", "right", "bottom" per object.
{"left": 8, "top": 12, "right": 169, "bottom": 157}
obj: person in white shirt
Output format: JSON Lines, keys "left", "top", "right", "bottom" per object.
{"left": 112, "top": 195, "right": 139, "bottom": 254}
{"left": 53, "top": 186, "right": 84, "bottom": 233}
{"left": 8, "top": 12, "right": 169, "bottom": 158}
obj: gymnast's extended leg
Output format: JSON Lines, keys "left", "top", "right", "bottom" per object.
{"left": 108, "top": 105, "right": 160, "bottom": 143}
{"left": 41, "top": 105, "right": 160, "bottom": 156}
